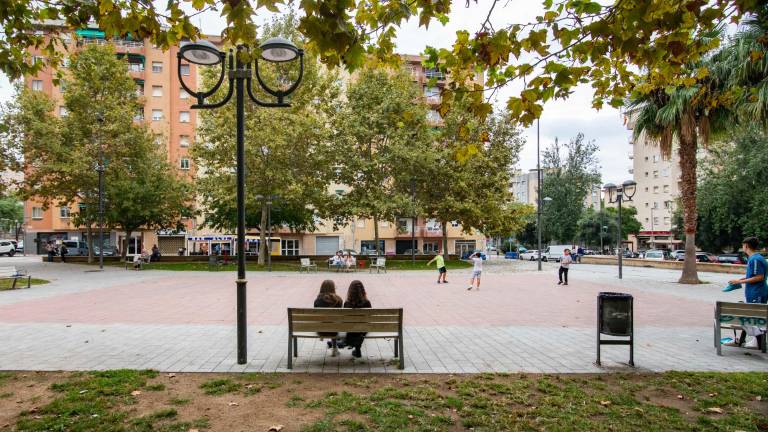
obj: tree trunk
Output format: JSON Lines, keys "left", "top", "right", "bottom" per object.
{"left": 677, "top": 111, "right": 700, "bottom": 284}
{"left": 121, "top": 230, "right": 132, "bottom": 261}
{"left": 258, "top": 203, "right": 268, "bottom": 265}
{"left": 86, "top": 225, "right": 94, "bottom": 264}
{"left": 441, "top": 221, "right": 448, "bottom": 260}
{"left": 373, "top": 215, "right": 380, "bottom": 255}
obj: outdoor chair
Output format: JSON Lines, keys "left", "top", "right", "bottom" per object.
{"left": 369, "top": 257, "right": 387, "bottom": 273}
{"left": 299, "top": 258, "right": 317, "bottom": 273}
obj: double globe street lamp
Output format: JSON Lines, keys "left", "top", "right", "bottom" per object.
{"left": 178, "top": 37, "right": 304, "bottom": 365}
{"left": 603, "top": 180, "right": 637, "bottom": 279}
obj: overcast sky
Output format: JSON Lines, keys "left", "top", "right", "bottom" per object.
{"left": 0, "top": 0, "right": 632, "bottom": 184}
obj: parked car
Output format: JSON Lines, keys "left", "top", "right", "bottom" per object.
{"left": 0, "top": 240, "right": 15, "bottom": 256}
{"left": 461, "top": 250, "right": 487, "bottom": 260}
{"left": 672, "top": 249, "right": 686, "bottom": 261}
{"left": 717, "top": 253, "right": 747, "bottom": 265}
{"left": 93, "top": 245, "right": 117, "bottom": 256}
{"left": 696, "top": 252, "right": 719, "bottom": 263}
{"left": 644, "top": 249, "right": 669, "bottom": 261}
{"left": 520, "top": 250, "right": 540, "bottom": 261}
{"left": 14, "top": 240, "right": 23, "bottom": 253}
{"left": 61, "top": 240, "right": 89, "bottom": 256}
{"left": 622, "top": 250, "right": 640, "bottom": 258}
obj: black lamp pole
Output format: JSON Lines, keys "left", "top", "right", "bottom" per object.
{"left": 410, "top": 178, "right": 416, "bottom": 264}
{"left": 537, "top": 119, "right": 542, "bottom": 271}
{"left": 267, "top": 199, "right": 272, "bottom": 272}
{"left": 178, "top": 38, "right": 304, "bottom": 365}
{"left": 604, "top": 180, "right": 637, "bottom": 280}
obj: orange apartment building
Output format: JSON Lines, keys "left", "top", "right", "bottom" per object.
{"left": 21, "top": 28, "right": 486, "bottom": 257}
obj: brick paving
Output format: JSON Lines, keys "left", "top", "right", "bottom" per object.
{"left": 0, "top": 256, "right": 765, "bottom": 373}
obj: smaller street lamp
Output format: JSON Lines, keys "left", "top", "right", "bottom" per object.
{"left": 537, "top": 196, "right": 553, "bottom": 270}
{"left": 604, "top": 180, "right": 637, "bottom": 279}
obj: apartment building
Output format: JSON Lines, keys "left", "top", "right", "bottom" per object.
{"left": 626, "top": 120, "right": 683, "bottom": 251}
{"left": 22, "top": 23, "right": 199, "bottom": 254}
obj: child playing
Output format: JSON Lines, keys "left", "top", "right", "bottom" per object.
{"left": 724, "top": 237, "right": 767, "bottom": 348}
{"left": 558, "top": 249, "right": 573, "bottom": 285}
{"left": 467, "top": 252, "right": 483, "bottom": 291}
{"left": 427, "top": 253, "right": 448, "bottom": 284}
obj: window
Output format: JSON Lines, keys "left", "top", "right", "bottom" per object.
{"left": 33, "top": 56, "right": 45, "bottom": 65}
{"left": 179, "top": 135, "right": 190, "bottom": 147}
{"left": 653, "top": 217, "right": 659, "bottom": 224}
{"left": 451, "top": 221, "right": 460, "bottom": 228}
{"left": 152, "top": 61, "right": 162, "bottom": 73}
{"left": 136, "top": 83, "right": 144, "bottom": 96}
{"left": 151, "top": 109, "right": 163, "bottom": 121}
{"left": 180, "top": 64, "right": 190, "bottom": 76}
{"left": 664, "top": 201, "right": 672, "bottom": 209}
{"left": 59, "top": 106, "right": 68, "bottom": 117}
{"left": 423, "top": 241, "right": 439, "bottom": 254}
{"left": 59, "top": 207, "right": 70, "bottom": 219}
{"left": 356, "top": 219, "right": 365, "bottom": 228}
{"left": 644, "top": 171, "right": 649, "bottom": 177}
{"left": 152, "top": 85, "right": 163, "bottom": 97}
{"left": 360, "top": 240, "right": 385, "bottom": 254}
{"left": 134, "top": 108, "right": 144, "bottom": 121}
{"left": 653, "top": 170, "right": 659, "bottom": 178}
{"left": 424, "top": 86, "right": 440, "bottom": 97}
{"left": 180, "top": 158, "right": 190, "bottom": 170}
{"left": 32, "top": 207, "right": 43, "bottom": 219}
{"left": 31, "top": 80, "right": 43, "bottom": 91}
{"left": 180, "top": 88, "right": 189, "bottom": 99}
{"left": 653, "top": 186, "right": 659, "bottom": 193}
{"left": 652, "top": 155, "right": 660, "bottom": 162}
{"left": 427, "top": 110, "right": 442, "bottom": 122}
{"left": 661, "top": 168, "right": 670, "bottom": 177}
{"left": 664, "top": 217, "right": 671, "bottom": 224}
{"left": 281, "top": 239, "right": 299, "bottom": 256}
{"left": 179, "top": 111, "right": 190, "bottom": 123}
{"left": 653, "top": 202, "right": 659, "bottom": 209}
{"left": 663, "top": 184, "right": 670, "bottom": 193}
{"left": 59, "top": 81, "right": 67, "bottom": 92}
{"left": 61, "top": 33, "right": 72, "bottom": 41}
{"left": 127, "top": 62, "right": 144, "bottom": 72}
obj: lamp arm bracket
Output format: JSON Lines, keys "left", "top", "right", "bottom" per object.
{"left": 192, "top": 78, "right": 235, "bottom": 109}
{"left": 177, "top": 51, "right": 228, "bottom": 107}
{"left": 245, "top": 77, "right": 291, "bottom": 108}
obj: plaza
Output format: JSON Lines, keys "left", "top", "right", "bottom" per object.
{"left": 0, "top": 256, "right": 764, "bottom": 374}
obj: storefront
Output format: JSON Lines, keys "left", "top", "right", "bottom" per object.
{"left": 635, "top": 231, "right": 683, "bottom": 250}
{"left": 187, "top": 235, "right": 234, "bottom": 256}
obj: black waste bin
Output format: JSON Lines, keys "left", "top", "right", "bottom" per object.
{"left": 596, "top": 292, "right": 634, "bottom": 366}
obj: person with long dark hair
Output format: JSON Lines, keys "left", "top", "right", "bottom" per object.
{"left": 344, "top": 280, "right": 371, "bottom": 358}
{"left": 314, "top": 280, "right": 344, "bottom": 355}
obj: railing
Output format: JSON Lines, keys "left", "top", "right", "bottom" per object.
{"left": 425, "top": 70, "right": 446, "bottom": 80}
{"left": 80, "top": 38, "right": 144, "bottom": 49}
{"left": 425, "top": 96, "right": 441, "bottom": 105}
{"left": 395, "top": 227, "right": 443, "bottom": 237}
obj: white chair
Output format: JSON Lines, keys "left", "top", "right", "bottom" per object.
{"left": 369, "top": 257, "right": 387, "bottom": 273}
{"left": 299, "top": 258, "right": 317, "bottom": 273}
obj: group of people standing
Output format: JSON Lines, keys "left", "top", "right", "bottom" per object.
{"left": 45, "top": 241, "right": 67, "bottom": 262}
{"left": 314, "top": 279, "right": 371, "bottom": 358}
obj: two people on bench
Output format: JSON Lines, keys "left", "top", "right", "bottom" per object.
{"left": 314, "top": 279, "right": 371, "bottom": 358}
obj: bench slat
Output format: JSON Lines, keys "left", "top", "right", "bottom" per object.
{"left": 292, "top": 322, "right": 399, "bottom": 333}
{"left": 292, "top": 316, "right": 400, "bottom": 324}
{"left": 289, "top": 308, "right": 402, "bottom": 316}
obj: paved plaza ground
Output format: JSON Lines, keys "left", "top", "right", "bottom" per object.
{"left": 0, "top": 255, "right": 765, "bottom": 373}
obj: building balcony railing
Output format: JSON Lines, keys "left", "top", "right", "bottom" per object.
{"left": 79, "top": 37, "right": 144, "bottom": 49}
{"left": 395, "top": 227, "right": 443, "bottom": 238}
{"left": 425, "top": 96, "right": 441, "bottom": 105}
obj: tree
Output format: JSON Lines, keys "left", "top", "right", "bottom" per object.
{"left": 1, "top": 1, "right": 761, "bottom": 130}
{"left": 539, "top": 133, "right": 601, "bottom": 244}
{"left": 193, "top": 15, "right": 341, "bottom": 264}
{"left": 695, "top": 125, "right": 768, "bottom": 252}
{"left": 0, "top": 193, "right": 23, "bottom": 239}
{"left": 335, "top": 66, "right": 431, "bottom": 255}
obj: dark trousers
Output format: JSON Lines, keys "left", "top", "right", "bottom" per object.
{"left": 47, "top": 252, "right": 54, "bottom": 262}
{"left": 345, "top": 332, "right": 367, "bottom": 349}
{"left": 558, "top": 266, "right": 569, "bottom": 283}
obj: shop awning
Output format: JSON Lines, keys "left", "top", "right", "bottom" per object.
{"left": 188, "top": 236, "right": 233, "bottom": 241}
{"left": 76, "top": 29, "right": 105, "bottom": 39}
{"left": 117, "top": 53, "right": 145, "bottom": 63}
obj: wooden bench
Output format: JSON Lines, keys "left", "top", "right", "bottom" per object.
{"left": 287, "top": 308, "right": 404, "bottom": 369}
{"left": 0, "top": 266, "right": 31, "bottom": 289}
{"left": 714, "top": 301, "right": 768, "bottom": 355}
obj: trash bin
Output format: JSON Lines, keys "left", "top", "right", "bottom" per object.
{"left": 596, "top": 292, "right": 634, "bottom": 366}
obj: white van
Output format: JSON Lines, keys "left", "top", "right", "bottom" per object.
{"left": 543, "top": 245, "right": 572, "bottom": 262}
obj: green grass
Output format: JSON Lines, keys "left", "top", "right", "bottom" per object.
{"left": 0, "top": 277, "right": 49, "bottom": 290}
{"left": 123, "top": 259, "right": 471, "bottom": 272}
{"left": 199, "top": 378, "right": 242, "bottom": 395}
{"left": 301, "top": 372, "right": 768, "bottom": 432}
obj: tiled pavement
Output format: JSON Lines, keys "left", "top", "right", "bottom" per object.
{"left": 0, "top": 256, "right": 765, "bottom": 373}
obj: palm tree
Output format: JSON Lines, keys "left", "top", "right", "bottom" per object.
{"left": 627, "top": 81, "right": 733, "bottom": 284}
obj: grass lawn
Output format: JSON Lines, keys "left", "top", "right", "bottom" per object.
{"left": 1, "top": 370, "right": 765, "bottom": 431}
{"left": 0, "top": 277, "right": 49, "bottom": 291}
{"left": 122, "top": 259, "right": 471, "bottom": 272}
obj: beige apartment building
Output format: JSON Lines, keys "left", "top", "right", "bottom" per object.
{"left": 21, "top": 32, "right": 485, "bottom": 257}
{"left": 625, "top": 119, "right": 683, "bottom": 251}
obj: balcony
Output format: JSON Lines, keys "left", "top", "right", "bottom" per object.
{"left": 395, "top": 227, "right": 443, "bottom": 238}
{"left": 425, "top": 96, "right": 441, "bottom": 105}
{"left": 425, "top": 69, "right": 446, "bottom": 81}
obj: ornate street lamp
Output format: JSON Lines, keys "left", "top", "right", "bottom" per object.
{"left": 178, "top": 38, "right": 304, "bottom": 365}
{"left": 604, "top": 180, "right": 636, "bottom": 279}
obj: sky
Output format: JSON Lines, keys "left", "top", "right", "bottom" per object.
{"left": 0, "top": 0, "right": 632, "bottom": 185}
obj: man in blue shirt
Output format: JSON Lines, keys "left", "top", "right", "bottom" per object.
{"left": 729, "top": 237, "right": 768, "bottom": 304}
{"left": 726, "top": 237, "right": 767, "bottom": 349}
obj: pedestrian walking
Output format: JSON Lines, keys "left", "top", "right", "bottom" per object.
{"left": 46, "top": 241, "right": 55, "bottom": 262}
{"left": 59, "top": 243, "right": 68, "bottom": 263}
{"left": 558, "top": 249, "right": 573, "bottom": 285}
{"left": 427, "top": 253, "right": 448, "bottom": 284}
{"left": 467, "top": 252, "right": 483, "bottom": 291}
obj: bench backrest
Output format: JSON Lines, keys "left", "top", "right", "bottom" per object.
{"left": 0, "top": 267, "right": 18, "bottom": 277}
{"left": 716, "top": 301, "right": 768, "bottom": 327}
{"left": 300, "top": 258, "right": 311, "bottom": 266}
{"left": 288, "top": 308, "right": 402, "bottom": 333}
{"left": 375, "top": 257, "right": 386, "bottom": 266}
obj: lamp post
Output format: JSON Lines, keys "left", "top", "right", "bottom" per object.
{"left": 537, "top": 196, "right": 552, "bottom": 269}
{"left": 603, "top": 180, "right": 637, "bottom": 279}
{"left": 410, "top": 178, "right": 416, "bottom": 265}
{"left": 536, "top": 118, "right": 542, "bottom": 271}
{"left": 95, "top": 113, "right": 105, "bottom": 271}
{"left": 178, "top": 38, "right": 304, "bottom": 364}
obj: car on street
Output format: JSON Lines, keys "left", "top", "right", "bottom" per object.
{"left": 622, "top": 250, "right": 640, "bottom": 258}
{"left": 644, "top": 249, "right": 670, "bottom": 261}
{"left": 93, "top": 245, "right": 117, "bottom": 256}
{"left": 520, "top": 250, "right": 540, "bottom": 261}
{"left": 696, "top": 252, "right": 719, "bottom": 263}
{"left": 461, "top": 250, "right": 487, "bottom": 260}
{"left": 542, "top": 245, "right": 571, "bottom": 262}
{"left": 718, "top": 253, "right": 747, "bottom": 265}
{"left": 0, "top": 240, "right": 16, "bottom": 256}
{"left": 61, "top": 240, "right": 89, "bottom": 256}
{"left": 672, "top": 250, "right": 686, "bottom": 261}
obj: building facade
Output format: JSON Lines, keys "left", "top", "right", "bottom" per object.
{"left": 21, "top": 33, "right": 485, "bottom": 256}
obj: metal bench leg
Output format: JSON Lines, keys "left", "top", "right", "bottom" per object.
{"left": 287, "top": 334, "right": 293, "bottom": 369}
{"left": 394, "top": 338, "right": 398, "bottom": 357}
{"left": 11, "top": 278, "right": 17, "bottom": 290}
{"left": 25, "top": 276, "right": 31, "bottom": 289}
{"left": 293, "top": 337, "right": 298, "bottom": 357}
{"left": 398, "top": 336, "right": 404, "bottom": 370}
{"left": 715, "top": 320, "right": 722, "bottom": 356}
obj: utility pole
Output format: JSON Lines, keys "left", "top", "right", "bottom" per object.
{"left": 536, "top": 118, "right": 542, "bottom": 271}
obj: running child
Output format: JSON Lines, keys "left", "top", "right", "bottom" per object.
{"left": 427, "top": 253, "right": 448, "bottom": 283}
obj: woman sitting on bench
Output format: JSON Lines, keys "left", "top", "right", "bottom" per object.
{"left": 344, "top": 280, "right": 372, "bottom": 358}
{"left": 314, "top": 280, "right": 344, "bottom": 355}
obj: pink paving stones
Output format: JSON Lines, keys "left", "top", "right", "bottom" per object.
{"left": 0, "top": 271, "right": 710, "bottom": 328}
